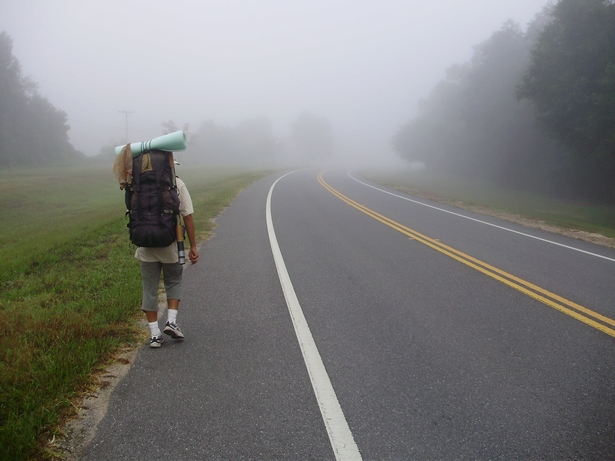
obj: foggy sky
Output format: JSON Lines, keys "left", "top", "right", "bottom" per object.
{"left": 0, "top": 0, "right": 547, "bottom": 164}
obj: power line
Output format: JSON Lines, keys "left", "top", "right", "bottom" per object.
{"left": 67, "top": 118, "right": 122, "bottom": 129}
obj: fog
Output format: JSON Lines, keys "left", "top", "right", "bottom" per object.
{"left": 0, "top": 0, "right": 546, "bottom": 166}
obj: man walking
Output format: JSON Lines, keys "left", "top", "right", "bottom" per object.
{"left": 133, "top": 156, "right": 199, "bottom": 347}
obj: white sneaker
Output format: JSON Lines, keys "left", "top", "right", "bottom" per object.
{"left": 149, "top": 335, "right": 165, "bottom": 348}
{"left": 164, "top": 321, "right": 185, "bottom": 340}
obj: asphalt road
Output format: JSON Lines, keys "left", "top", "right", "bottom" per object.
{"left": 82, "top": 169, "right": 615, "bottom": 460}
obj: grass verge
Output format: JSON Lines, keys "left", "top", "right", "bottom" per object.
{"left": 0, "top": 164, "right": 271, "bottom": 460}
{"left": 361, "top": 168, "right": 615, "bottom": 242}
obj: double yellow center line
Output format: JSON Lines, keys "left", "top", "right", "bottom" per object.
{"left": 318, "top": 172, "right": 615, "bottom": 339}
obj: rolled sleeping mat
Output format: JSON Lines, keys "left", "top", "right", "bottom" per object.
{"left": 115, "top": 130, "right": 187, "bottom": 157}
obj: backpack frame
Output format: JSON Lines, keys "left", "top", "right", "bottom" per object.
{"left": 124, "top": 150, "right": 180, "bottom": 248}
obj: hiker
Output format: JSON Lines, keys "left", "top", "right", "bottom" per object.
{"left": 113, "top": 142, "right": 198, "bottom": 348}
{"left": 135, "top": 156, "right": 199, "bottom": 348}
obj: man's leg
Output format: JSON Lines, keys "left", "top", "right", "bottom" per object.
{"left": 162, "top": 263, "right": 184, "bottom": 339}
{"left": 140, "top": 261, "right": 165, "bottom": 347}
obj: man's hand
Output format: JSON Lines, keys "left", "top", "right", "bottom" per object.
{"left": 189, "top": 247, "right": 199, "bottom": 264}
{"left": 184, "top": 214, "right": 199, "bottom": 264}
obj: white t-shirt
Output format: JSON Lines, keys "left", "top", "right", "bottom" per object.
{"left": 134, "top": 177, "right": 194, "bottom": 263}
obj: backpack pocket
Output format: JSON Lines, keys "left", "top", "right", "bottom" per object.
{"left": 129, "top": 185, "right": 179, "bottom": 248}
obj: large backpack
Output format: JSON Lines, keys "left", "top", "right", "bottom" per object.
{"left": 125, "top": 149, "right": 180, "bottom": 247}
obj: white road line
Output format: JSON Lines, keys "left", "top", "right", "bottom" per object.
{"left": 266, "top": 171, "right": 362, "bottom": 461}
{"left": 348, "top": 171, "right": 615, "bottom": 263}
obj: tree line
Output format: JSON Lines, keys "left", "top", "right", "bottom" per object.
{"left": 1, "top": 29, "right": 336, "bottom": 170}
{"left": 392, "top": 0, "right": 615, "bottom": 203}
{"left": 0, "top": 32, "right": 83, "bottom": 168}
{"left": 95, "top": 111, "right": 334, "bottom": 167}
{"left": 145, "top": 111, "right": 334, "bottom": 167}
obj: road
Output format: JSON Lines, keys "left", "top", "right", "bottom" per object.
{"left": 82, "top": 169, "right": 615, "bottom": 460}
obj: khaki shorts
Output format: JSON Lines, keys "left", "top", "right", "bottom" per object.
{"left": 139, "top": 261, "right": 183, "bottom": 312}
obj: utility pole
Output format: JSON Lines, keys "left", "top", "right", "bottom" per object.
{"left": 119, "top": 110, "right": 134, "bottom": 143}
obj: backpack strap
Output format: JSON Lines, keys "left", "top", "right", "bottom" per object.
{"left": 132, "top": 154, "right": 143, "bottom": 188}
{"left": 150, "top": 151, "right": 169, "bottom": 228}
{"left": 150, "top": 151, "right": 166, "bottom": 184}
{"left": 132, "top": 154, "right": 143, "bottom": 218}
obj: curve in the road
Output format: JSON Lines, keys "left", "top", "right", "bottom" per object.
{"left": 348, "top": 170, "right": 615, "bottom": 263}
{"left": 319, "top": 172, "right": 615, "bottom": 339}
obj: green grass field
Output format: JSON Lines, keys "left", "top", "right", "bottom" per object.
{"left": 0, "top": 164, "right": 271, "bottom": 460}
{"left": 362, "top": 168, "right": 615, "bottom": 241}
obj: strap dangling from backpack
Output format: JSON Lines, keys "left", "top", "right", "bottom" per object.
{"left": 132, "top": 154, "right": 144, "bottom": 218}
{"left": 150, "top": 151, "right": 168, "bottom": 228}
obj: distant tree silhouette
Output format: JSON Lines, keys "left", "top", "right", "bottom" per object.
{"left": 186, "top": 117, "right": 280, "bottom": 166}
{"left": 0, "top": 31, "right": 82, "bottom": 167}
{"left": 393, "top": 19, "right": 561, "bottom": 192}
{"left": 518, "top": 0, "right": 615, "bottom": 201}
{"left": 291, "top": 111, "right": 334, "bottom": 165}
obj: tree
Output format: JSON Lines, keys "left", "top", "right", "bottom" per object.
{"left": 233, "top": 117, "right": 277, "bottom": 165}
{"left": 393, "top": 20, "right": 562, "bottom": 191}
{"left": 517, "top": 0, "right": 615, "bottom": 200}
{"left": 0, "top": 31, "right": 82, "bottom": 167}
{"left": 291, "top": 111, "right": 335, "bottom": 165}
{"left": 161, "top": 120, "right": 179, "bottom": 134}
{"left": 185, "top": 117, "right": 280, "bottom": 166}
{"left": 0, "top": 31, "right": 30, "bottom": 167}
{"left": 25, "top": 94, "right": 76, "bottom": 164}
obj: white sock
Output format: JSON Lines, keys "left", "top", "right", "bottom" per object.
{"left": 167, "top": 309, "right": 178, "bottom": 325}
{"left": 149, "top": 321, "right": 161, "bottom": 337}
